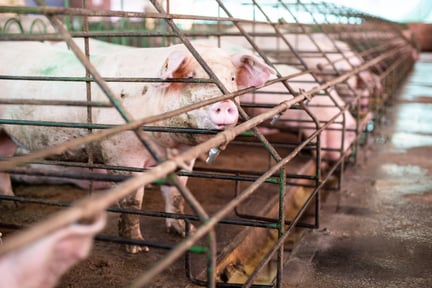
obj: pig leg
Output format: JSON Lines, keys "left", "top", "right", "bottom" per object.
{"left": 0, "top": 174, "right": 14, "bottom": 197}
{"left": 70, "top": 167, "right": 111, "bottom": 190}
{"left": 0, "top": 130, "right": 17, "bottom": 196}
{"left": 161, "top": 184, "right": 187, "bottom": 236}
{"left": 100, "top": 134, "right": 150, "bottom": 253}
{"left": 161, "top": 159, "right": 196, "bottom": 236}
{"left": 10, "top": 164, "right": 111, "bottom": 191}
{"left": 118, "top": 184, "right": 148, "bottom": 254}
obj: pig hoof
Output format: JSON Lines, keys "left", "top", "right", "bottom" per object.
{"left": 126, "top": 244, "right": 149, "bottom": 254}
{"left": 166, "top": 219, "right": 195, "bottom": 237}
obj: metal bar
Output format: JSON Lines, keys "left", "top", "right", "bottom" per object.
{"left": 0, "top": 98, "right": 111, "bottom": 107}
{"left": 2, "top": 30, "right": 336, "bottom": 41}
{"left": 0, "top": 75, "right": 216, "bottom": 84}
{"left": 0, "top": 5, "right": 270, "bottom": 24}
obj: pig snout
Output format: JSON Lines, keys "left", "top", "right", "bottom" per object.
{"left": 209, "top": 100, "right": 239, "bottom": 129}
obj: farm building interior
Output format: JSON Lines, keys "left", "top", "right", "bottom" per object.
{"left": 0, "top": 0, "right": 431, "bottom": 287}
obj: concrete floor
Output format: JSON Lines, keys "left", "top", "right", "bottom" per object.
{"left": 284, "top": 53, "right": 432, "bottom": 288}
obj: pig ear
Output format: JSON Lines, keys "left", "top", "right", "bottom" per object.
{"left": 155, "top": 50, "right": 190, "bottom": 88}
{"left": 231, "top": 53, "right": 275, "bottom": 89}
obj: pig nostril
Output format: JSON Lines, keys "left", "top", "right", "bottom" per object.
{"left": 210, "top": 102, "right": 238, "bottom": 127}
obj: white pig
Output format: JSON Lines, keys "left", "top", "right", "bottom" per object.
{"left": 0, "top": 41, "right": 274, "bottom": 253}
{"left": 0, "top": 212, "right": 106, "bottom": 288}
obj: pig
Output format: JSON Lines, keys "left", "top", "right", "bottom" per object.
{"left": 0, "top": 41, "right": 275, "bottom": 253}
{"left": 0, "top": 212, "right": 106, "bottom": 288}
{"left": 242, "top": 63, "right": 360, "bottom": 161}
{"left": 284, "top": 34, "right": 381, "bottom": 109}
{"left": 220, "top": 26, "right": 382, "bottom": 108}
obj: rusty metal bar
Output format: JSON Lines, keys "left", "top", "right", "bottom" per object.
{"left": 0, "top": 98, "right": 111, "bottom": 107}
{"left": 0, "top": 74, "right": 217, "bottom": 85}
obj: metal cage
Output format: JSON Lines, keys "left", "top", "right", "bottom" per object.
{"left": 0, "top": 0, "right": 417, "bottom": 287}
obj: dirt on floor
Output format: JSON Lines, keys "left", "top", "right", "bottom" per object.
{"left": 283, "top": 140, "right": 432, "bottom": 288}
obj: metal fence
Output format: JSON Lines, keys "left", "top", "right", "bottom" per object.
{"left": 0, "top": 0, "right": 417, "bottom": 287}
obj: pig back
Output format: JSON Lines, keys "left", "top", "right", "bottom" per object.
{"left": 0, "top": 42, "right": 99, "bottom": 156}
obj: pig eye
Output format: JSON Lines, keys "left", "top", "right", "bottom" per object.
{"left": 231, "top": 76, "right": 235, "bottom": 81}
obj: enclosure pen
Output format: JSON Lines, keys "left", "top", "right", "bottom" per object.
{"left": 0, "top": 0, "right": 417, "bottom": 287}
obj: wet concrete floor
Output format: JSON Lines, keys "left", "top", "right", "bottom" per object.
{"left": 284, "top": 53, "right": 432, "bottom": 288}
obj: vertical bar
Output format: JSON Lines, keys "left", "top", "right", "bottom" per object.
{"left": 276, "top": 166, "right": 286, "bottom": 287}
{"left": 82, "top": 0, "right": 95, "bottom": 194}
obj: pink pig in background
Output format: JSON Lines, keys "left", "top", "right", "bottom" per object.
{"left": 192, "top": 38, "right": 366, "bottom": 161}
